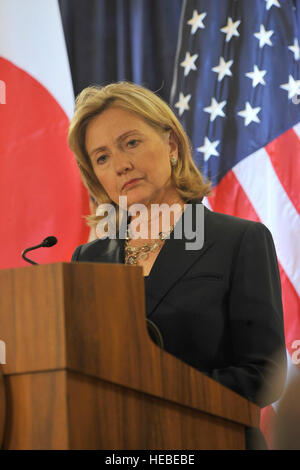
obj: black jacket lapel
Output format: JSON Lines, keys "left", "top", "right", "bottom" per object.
{"left": 145, "top": 201, "right": 215, "bottom": 318}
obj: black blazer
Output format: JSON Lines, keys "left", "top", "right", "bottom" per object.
{"left": 72, "top": 200, "right": 286, "bottom": 408}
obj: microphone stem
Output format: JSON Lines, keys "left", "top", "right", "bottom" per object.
{"left": 21, "top": 244, "right": 43, "bottom": 265}
{"left": 21, "top": 254, "right": 38, "bottom": 265}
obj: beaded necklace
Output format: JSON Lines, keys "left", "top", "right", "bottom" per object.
{"left": 124, "top": 225, "right": 174, "bottom": 265}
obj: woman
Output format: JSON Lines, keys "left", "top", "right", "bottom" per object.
{"left": 68, "top": 82, "right": 286, "bottom": 434}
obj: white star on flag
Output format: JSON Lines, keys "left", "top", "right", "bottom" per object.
{"left": 245, "top": 65, "right": 266, "bottom": 87}
{"left": 212, "top": 57, "right": 233, "bottom": 81}
{"left": 265, "top": 0, "right": 281, "bottom": 10}
{"left": 238, "top": 102, "right": 261, "bottom": 126}
{"left": 254, "top": 24, "right": 274, "bottom": 48}
{"left": 197, "top": 137, "right": 220, "bottom": 161}
{"left": 203, "top": 97, "right": 226, "bottom": 122}
{"left": 180, "top": 51, "right": 198, "bottom": 76}
{"left": 187, "top": 10, "right": 207, "bottom": 34}
{"left": 280, "top": 74, "right": 300, "bottom": 99}
{"left": 220, "top": 17, "right": 241, "bottom": 42}
{"left": 288, "top": 38, "right": 300, "bottom": 61}
{"left": 175, "top": 92, "right": 191, "bottom": 116}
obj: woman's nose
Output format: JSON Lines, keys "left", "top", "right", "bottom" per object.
{"left": 113, "top": 150, "right": 133, "bottom": 174}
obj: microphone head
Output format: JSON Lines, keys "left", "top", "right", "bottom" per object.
{"left": 42, "top": 236, "right": 57, "bottom": 247}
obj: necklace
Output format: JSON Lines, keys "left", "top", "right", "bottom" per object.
{"left": 124, "top": 225, "right": 174, "bottom": 265}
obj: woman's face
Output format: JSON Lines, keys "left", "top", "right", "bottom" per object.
{"left": 85, "top": 106, "right": 178, "bottom": 208}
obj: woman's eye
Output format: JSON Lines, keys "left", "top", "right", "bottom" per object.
{"left": 127, "top": 139, "right": 140, "bottom": 148}
{"left": 96, "top": 155, "right": 107, "bottom": 164}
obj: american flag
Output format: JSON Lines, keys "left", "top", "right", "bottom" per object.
{"left": 170, "top": 0, "right": 300, "bottom": 448}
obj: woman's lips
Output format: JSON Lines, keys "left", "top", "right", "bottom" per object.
{"left": 122, "top": 178, "right": 143, "bottom": 191}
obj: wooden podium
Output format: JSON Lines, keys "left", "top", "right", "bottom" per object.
{"left": 0, "top": 263, "right": 259, "bottom": 449}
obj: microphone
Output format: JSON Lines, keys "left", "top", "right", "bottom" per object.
{"left": 21, "top": 236, "right": 58, "bottom": 265}
{"left": 146, "top": 319, "right": 164, "bottom": 349}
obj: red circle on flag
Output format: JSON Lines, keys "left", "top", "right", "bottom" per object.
{"left": 0, "top": 58, "right": 90, "bottom": 268}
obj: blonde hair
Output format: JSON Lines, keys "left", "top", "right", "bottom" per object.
{"left": 68, "top": 81, "right": 211, "bottom": 229}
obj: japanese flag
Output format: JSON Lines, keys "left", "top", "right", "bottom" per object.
{"left": 0, "top": 0, "right": 90, "bottom": 268}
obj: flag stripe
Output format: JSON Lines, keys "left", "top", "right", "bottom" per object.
{"left": 260, "top": 404, "right": 276, "bottom": 449}
{"left": 233, "top": 146, "right": 300, "bottom": 297}
{"left": 207, "top": 170, "right": 259, "bottom": 221}
{"left": 265, "top": 126, "right": 300, "bottom": 216}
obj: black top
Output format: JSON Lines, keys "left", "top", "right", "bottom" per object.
{"left": 71, "top": 200, "right": 286, "bottom": 409}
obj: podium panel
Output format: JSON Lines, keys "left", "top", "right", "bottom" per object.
{"left": 0, "top": 263, "right": 259, "bottom": 449}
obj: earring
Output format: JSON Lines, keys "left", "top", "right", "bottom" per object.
{"left": 170, "top": 156, "right": 177, "bottom": 167}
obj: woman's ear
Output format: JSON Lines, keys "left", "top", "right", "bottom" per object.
{"left": 168, "top": 130, "right": 179, "bottom": 158}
